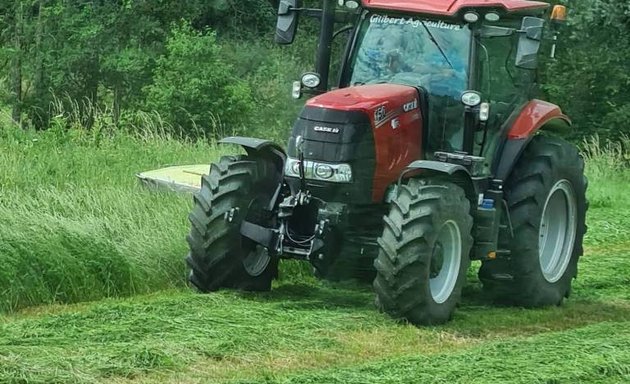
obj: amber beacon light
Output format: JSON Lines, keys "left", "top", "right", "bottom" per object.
{"left": 551, "top": 5, "right": 567, "bottom": 23}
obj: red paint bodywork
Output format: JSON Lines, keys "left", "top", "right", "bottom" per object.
{"left": 508, "top": 100, "right": 571, "bottom": 140}
{"left": 361, "top": 0, "right": 549, "bottom": 16}
{"left": 308, "top": 84, "right": 423, "bottom": 202}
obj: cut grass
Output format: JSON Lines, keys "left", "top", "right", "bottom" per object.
{"left": 256, "top": 320, "right": 630, "bottom": 384}
{"left": 0, "top": 290, "right": 627, "bottom": 382}
{"left": 0, "top": 242, "right": 628, "bottom": 383}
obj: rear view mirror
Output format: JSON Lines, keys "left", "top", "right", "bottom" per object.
{"left": 515, "top": 17, "right": 544, "bottom": 69}
{"left": 275, "top": 0, "right": 301, "bottom": 45}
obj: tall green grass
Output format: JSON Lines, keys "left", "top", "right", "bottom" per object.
{"left": 581, "top": 135, "right": 630, "bottom": 245}
{"left": 0, "top": 121, "right": 228, "bottom": 312}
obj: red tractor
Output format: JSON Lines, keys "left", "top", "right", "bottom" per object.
{"left": 185, "top": 0, "right": 587, "bottom": 325}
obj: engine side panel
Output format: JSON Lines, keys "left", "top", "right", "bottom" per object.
{"left": 370, "top": 95, "right": 423, "bottom": 201}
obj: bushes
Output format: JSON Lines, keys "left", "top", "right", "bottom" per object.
{"left": 143, "top": 22, "right": 253, "bottom": 138}
{"left": 219, "top": 38, "right": 313, "bottom": 139}
{"left": 540, "top": 0, "right": 630, "bottom": 141}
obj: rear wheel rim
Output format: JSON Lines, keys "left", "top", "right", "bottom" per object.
{"left": 539, "top": 180, "right": 578, "bottom": 283}
{"left": 429, "top": 220, "right": 462, "bottom": 304}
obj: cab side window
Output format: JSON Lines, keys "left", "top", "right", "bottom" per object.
{"left": 479, "top": 20, "right": 534, "bottom": 107}
{"left": 476, "top": 20, "right": 536, "bottom": 157}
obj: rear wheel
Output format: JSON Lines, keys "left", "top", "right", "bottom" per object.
{"left": 186, "top": 156, "right": 279, "bottom": 292}
{"left": 479, "top": 135, "right": 588, "bottom": 306}
{"left": 373, "top": 180, "right": 473, "bottom": 325}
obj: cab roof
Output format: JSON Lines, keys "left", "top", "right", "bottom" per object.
{"left": 361, "top": 0, "right": 550, "bottom": 17}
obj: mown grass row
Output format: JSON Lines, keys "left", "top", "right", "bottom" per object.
{"left": 1, "top": 125, "right": 629, "bottom": 314}
{"left": 0, "top": 244, "right": 628, "bottom": 383}
{"left": 258, "top": 320, "right": 630, "bottom": 384}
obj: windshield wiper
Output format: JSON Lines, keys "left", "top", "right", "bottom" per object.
{"left": 420, "top": 21, "right": 455, "bottom": 70}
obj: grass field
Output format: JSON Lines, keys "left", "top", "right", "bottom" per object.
{"left": 0, "top": 127, "right": 629, "bottom": 383}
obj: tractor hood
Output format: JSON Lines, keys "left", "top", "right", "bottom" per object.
{"left": 287, "top": 83, "right": 424, "bottom": 204}
{"left": 306, "top": 84, "right": 421, "bottom": 131}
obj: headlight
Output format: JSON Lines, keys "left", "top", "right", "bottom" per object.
{"left": 335, "top": 164, "right": 353, "bottom": 183}
{"left": 285, "top": 158, "right": 353, "bottom": 183}
{"left": 485, "top": 12, "right": 501, "bottom": 22}
{"left": 292, "top": 81, "right": 302, "bottom": 99}
{"left": 461, "top": 91, "right": 482, "bottom": 107}
{"left": 315, "top": 164, "right": 334, "bottom": 179}
{"left": 463, "top": 11, "right": 480, "bottom": 23}
{"left": 301, "top": 72, "right": 321, "bottom": 89}
{"left": 337, "top": 0, "right": 359, "bottom": 9}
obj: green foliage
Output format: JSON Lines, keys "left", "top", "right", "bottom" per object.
{"left": 541, "top": 0, "right": 630, "bottom": 140}
{"left": 143, "top": 22, "right": 253, "bottom": 137}
{"left": 1, "top": 0, "right": 629, "bottom": 142}
{"left": 220, "top": 39, "right": 312, "bottom": 139}
{"left": 0, "top": 0, "right": 281, "bottom": 134}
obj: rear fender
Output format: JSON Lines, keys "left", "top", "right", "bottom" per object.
{"left": 506, "top": 100, "right": 571, "bottom": 140}
{"left": 495, "top": 101, "right": 571, "bottom": 180}
{"left": 398, "top": 160, "right": 477, "bottom": 204}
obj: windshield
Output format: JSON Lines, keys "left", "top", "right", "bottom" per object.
{"left": 347, "top": 13, "right": 472, "bottom": 152}
{"left": 349, "top": 14, "right": 471, "bottom": 96}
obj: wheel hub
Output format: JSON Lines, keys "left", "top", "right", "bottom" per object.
{"left": 429, "top": 220, "right": 462, "bottom": 304}
{"left": 241, "top": 197, "right": 274, "bottom": 277}
{"left": 243, "top": 245, "right": 271, "bottom": 277}
{"left": 539, "top": 179, "right": 578, "bottom": 283}
{"left": 430, "top": 243, "right": 445, "bottom": 278}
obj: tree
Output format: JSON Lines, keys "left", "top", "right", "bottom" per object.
{"left": 10, "top": 1, "right": 24, "bottom": 127}
{"left": 542, "top": 0, "right": 630, "bottom": 140}
{"left": 143, "top": 22, "right": 253, "bottom": 137}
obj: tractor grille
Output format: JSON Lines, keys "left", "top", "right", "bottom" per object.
{"left": 286, "top": 106, "right": 376, "bottom": 204}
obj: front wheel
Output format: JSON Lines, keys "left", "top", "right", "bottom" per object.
{"left": 186, "top": 156, "right": 279, "bottom": 292}
{"left": 373, "top": 180, "right": 473, "bottom": 325}
{"left": 479, "top": 135, "right": 588, "bottom": 306}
